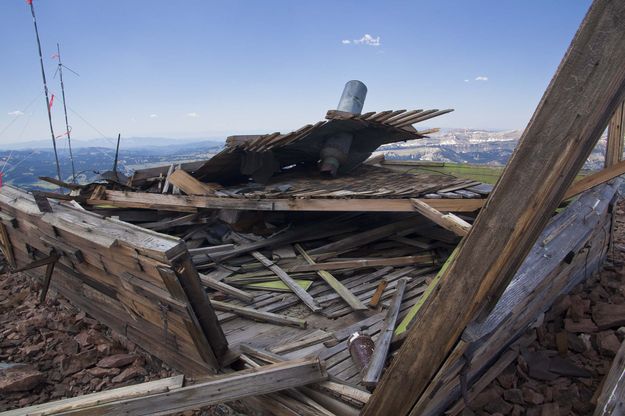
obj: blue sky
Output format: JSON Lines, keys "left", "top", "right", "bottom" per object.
{"left": 0, "top": 0, "right": 592, "bottom": 144}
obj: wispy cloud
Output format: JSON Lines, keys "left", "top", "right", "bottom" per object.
{"left": 186, "top": 112, "right": 199, "bottom": 118}
{"left": 475, "top": 76, "right": 489, "bottom": 81}
{"left": 8, "top": 110, "right": 24, "bottom": 117}
{"left": 149, "top": 113, "right": 158, "bottom": 119}
{"left": 342, "top": 34, "right": 381, "bottom": 47}
{"left": 354, "top": 34, "right": 381, "bottom": 46}
{"left": 464, "top": 79, "right": 469, "bottom": 83}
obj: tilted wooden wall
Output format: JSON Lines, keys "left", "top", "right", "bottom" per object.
{"left": 0, "top": 185, "right": 227, "bottom": 377}
{"left": 419, "top": 181, "right": 619, "bottom": 415}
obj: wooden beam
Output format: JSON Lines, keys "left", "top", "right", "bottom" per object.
{"left": 239, "top": 344, "right": 371, "bottom": 406}
{"left": 410, "top": 198, "right": 472, "bottom": 237}
{"left": 294, "top": 244, "right": 367, "bottom": 311}
{"left": 362, "top": 278, "right": 408, "bottom": 388}
{"left": 605, "top": 100, "right": 625, "bottom": 167}
{"left": 594, "top": 339, "right": 625, "bottom": 415}
{"left": 364, "top": 2, "right": 625, "bottom": 415}
{"left": 564, "top": 159, "right": 625, "bottom": 200}
{"left": 251, "top": 251, "right": 322, "bottom": 313}
{"left": 199, "top": 272, "right": 255, "bottom": 303}
{"left": 210, "top": 299, "right": 307, "bottom": 328}
{"left": 162, "top": 164, "right": 175, "bottom": 194}
{"left": 168, "top": 169, "right": 221, "bottom": 195}
{"left": 88, "top": 190, "right": 484, "bottom": 213}
{"left": 55, "top": 359, "right": 328, "bottom": 416}
{"left": 0, "top": 222, "right": 16, "bottom": 268}
{"left": 171, "top": 253, "right": 229, "bottom": 362}
{"left": 287, "top": 254, "right": 436, "bottom": 273}
{"left": 1, "top": 375, "right": 185, "bottom": 416}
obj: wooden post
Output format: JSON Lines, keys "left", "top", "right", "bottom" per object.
{"left": 594, "top": 339, "right": 625, "bottom": 415}
{"left": 363, "top": 2, "right": 625, "bottom": 415}
{"left": 172, "top": 252, "right": 229, "bottom": 360}
{"left": 605, "top": 101, "right": 625, "bottom": 167}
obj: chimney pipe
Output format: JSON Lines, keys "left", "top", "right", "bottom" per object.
{"left": 320, "top": 80, "right": 368, "bottom": 176}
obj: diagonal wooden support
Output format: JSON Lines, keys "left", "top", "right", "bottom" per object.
{"left": 363, "top": 1, "right": 625, "bottom": 415}
{"left": 14, "top": 251, "right": 60, "bottom": 303}
{"left": 0, "top": 222, "right": 16, "bottom": 269}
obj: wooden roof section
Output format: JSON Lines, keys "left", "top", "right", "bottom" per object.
{"left": 192, "top": 108, "right": 453, "bottom": 183}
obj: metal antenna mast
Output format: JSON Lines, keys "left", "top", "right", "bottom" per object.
{"left": 56, "top": 43, "right": 77, "bottom": 183}
{"left": 112, "top": 133, "right": 121, "bottom": 174}
{"left": 27, "top": 0, "right": 62, "bottom": 181}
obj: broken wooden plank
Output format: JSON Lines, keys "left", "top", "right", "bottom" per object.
{"left": 1, "top": 375, "right": 185, "bottom": 416}
{"left": 89, "top": 190, "right": 485, "bottom": 213}
{"left": 369, "top": 280, "right": 388, "bottom": 308}
{"left": 239, "top": 344, "right": 371, "bottom": 406}
{"left": 309, "top": 217, "right": 426, "bottom": 257}
{"left": 57, "top": 359, "right": 328, "bottom": 416}
{"left": 294, "top": 244, "right": 367, "bottom": 311}
{"left": 252, "top": 251, "right": 322, "bottom": 313}
{"left": 363, "top": 2, "right": 625, "bottom": 413}
{"left": 270, "top": 330, "right": 335, "bottom": 354}
{"left": 362, "top": 278, "right": 408, "bottom": 388}
{"left": 211, "top": 299, "right": 307, "bottom": 328}
{"left": 161, "top": 164, "right": 175, "bottom": 194}
{"left": 564, "top": 159, "right": 625, "bottom": 200}
{"left": 410, "top": 198, "right": 471, "bottom": 237}
{"left": 199, "top": 272, "right": 255, "bottom": 303}
{"left": 287, "top": 254, "right": 436, "bottom": 273}
{"left": 168, "top": 169, "right": 221, "bottom": 195}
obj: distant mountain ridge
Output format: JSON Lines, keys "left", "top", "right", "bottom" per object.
{"left": 0, "top": 137, "right": 225, "bottom": 151}
{"left": 378, "top": 128, "right": 607, "bottom": 169}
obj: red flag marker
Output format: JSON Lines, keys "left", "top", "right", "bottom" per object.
{"left": 48, "top": 94, "right": 55, "bottom": 110}
{"left": 26, "top": 0, "right": 32, "bottom": 5}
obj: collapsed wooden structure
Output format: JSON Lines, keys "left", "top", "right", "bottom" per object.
{"left": 2, "top": 0, "right": 625, "bottom": 414}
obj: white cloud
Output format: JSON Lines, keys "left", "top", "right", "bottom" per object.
{"left": 341, "top": 39, "right": 351, "bottom": 44}
{"left": 475, "top": 76, "right": 489, "bottom": 81}
{"left": 354, "top": 34, "right": 381, "bottom": 46}
{"left": 149, "top": 113, "right": 158, "bottom": 119}
{"left": 186, "top": 112, "right": 199, "bottom": 118}
{"left": 464, "top": 79, "right": 469, "bottom": 83}
{"left": 8, "top": 110, "right": 24, "bottom": 117}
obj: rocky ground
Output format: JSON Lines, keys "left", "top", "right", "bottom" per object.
{"left": 465, "top": 200, "right": 625, "bottom": 416}
{"left": 0, "top": 263, "right": 245, "bottom": 415}
{"left": 0, "top": 269, "right": 178, "bottom": 411}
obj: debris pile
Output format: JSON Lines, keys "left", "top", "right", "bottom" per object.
{"left": 0, "top": 78, "right": 623, "bottom": 415}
